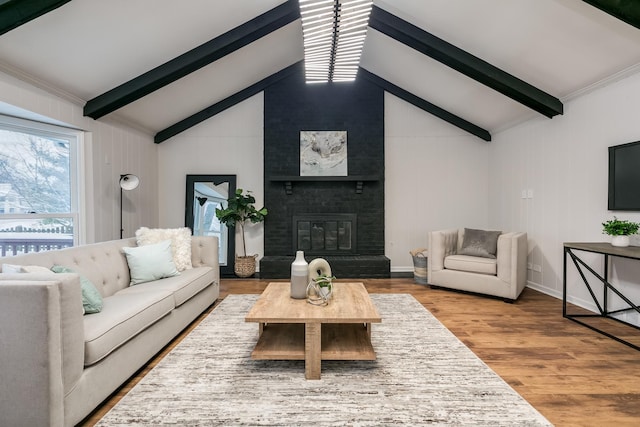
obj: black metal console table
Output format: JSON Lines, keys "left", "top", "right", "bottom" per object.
{"left": 563, "top": 242, "right": 640, "bottom": 351}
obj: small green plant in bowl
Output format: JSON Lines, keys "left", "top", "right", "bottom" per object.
{"left": 602, "top": 217, "right": 640, "bottom": 247}
{"left": 602, "top": 217, "right": 640, "bottom": 236}
{"left": 313, "top": 273, "right": 336, "bottom": 288}
{"left": 307, "top": 273, "right": 336, "bottom": 305}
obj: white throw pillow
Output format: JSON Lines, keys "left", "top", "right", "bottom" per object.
{"left": 1, "top": 263, "right": 24, "bottom": 273}
{"left": 2, "top": 264, "right": 56, "bottom": 274}
{"left": 123, "top": 240, "right": 180, "bottom": 285}
{"left": 136, "top": 227, "right": 193, "bottom": 271}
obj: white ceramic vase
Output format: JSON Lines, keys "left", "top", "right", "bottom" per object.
{"left": 290, "top": 251, "right": 308, "bottom": 298}
{"left": 611, "top": 235, "right": 630, "bottom": 247}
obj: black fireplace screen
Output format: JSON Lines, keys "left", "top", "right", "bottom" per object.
{"left": 293, "top": 214, "right": 357, "bottom": 255}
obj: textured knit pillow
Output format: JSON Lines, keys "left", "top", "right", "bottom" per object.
{"left": 135, "top": 227, "right": 193, "bottom": 271}
{"left": 458, "top": 228, "right": 502, "bottom": 259}
{"left": 51, "top": 265, "right": 104, "bottom": 314}
{"left": 123, "top": 239, "right": 180, "bottom": 285}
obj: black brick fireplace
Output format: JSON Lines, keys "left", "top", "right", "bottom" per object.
{"left": 260, "top": 70, "right": 390, "bottom": 278}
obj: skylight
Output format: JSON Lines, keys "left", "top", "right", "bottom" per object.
{"left": 299, "top": 0, "right": 373, "bottom": 83}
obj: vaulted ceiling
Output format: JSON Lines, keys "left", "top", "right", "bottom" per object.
{"left": 0, "top": 0, "right": 639, "bottom": 143}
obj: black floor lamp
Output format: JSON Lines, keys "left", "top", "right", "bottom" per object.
{"left": 119, "top": 174, "right": 140, "bottom": 239}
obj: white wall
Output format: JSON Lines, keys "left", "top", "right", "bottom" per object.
{"left": 0, "top": 70, "right": 158, "bottom": 243}
{"left": 157, "top": 93, "right": 265, "bottom": 263}
{"left": 157, "top": 91, "right": 492, "bottom": 274}
{"left": 490, "top": 70, "right": 640, "bottom": 321}
{"left": 385, "top": 93, "right": 491, "bottom": 271}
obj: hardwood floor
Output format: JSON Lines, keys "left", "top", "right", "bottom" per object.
{"left": 82, "top": 278, "right": 640, "bottom": 426}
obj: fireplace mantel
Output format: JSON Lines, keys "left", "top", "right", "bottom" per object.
{"left": 269, "top": 175, "right": 381, "bottom": 195}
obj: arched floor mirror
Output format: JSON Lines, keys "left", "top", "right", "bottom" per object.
{"left": 185, "top": 175, "right": 236, "bottom": 277}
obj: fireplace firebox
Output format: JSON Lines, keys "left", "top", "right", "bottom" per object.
{"left": 293, "top": 214, "right": 356, "bottom": 255}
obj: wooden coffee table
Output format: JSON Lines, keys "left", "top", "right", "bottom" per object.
{"left": 245, "top": 282, "right": 381, "bottom": 379}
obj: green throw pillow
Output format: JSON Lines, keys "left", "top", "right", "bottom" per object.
{"left": 122, "top": 239, "right": 180, "bottom": 285}
{"left": 51, "top": 265, "right": 104, "bottom": 314}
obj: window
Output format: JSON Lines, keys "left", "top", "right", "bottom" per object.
{"left": 0, "top": 115, "right": 83, "bottom": 256}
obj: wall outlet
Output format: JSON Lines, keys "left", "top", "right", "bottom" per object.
{"left": 521, "top": 190, "right": 527, "bottom": 199}
{"left": 527, "top": 262, "right": 533, "bottom": 270}
{"left": 527, "top": 189, "right": 534, "bottom": 199}
{"left": 533, "top": 264, "right": 542, "bottom": 272}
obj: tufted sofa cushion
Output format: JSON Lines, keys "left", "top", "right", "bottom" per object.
{"left": 116, "top": 266, "right": 215, "bottom": 307}
{"left": 82, "top": 288, "right": 174, "bottom": 366}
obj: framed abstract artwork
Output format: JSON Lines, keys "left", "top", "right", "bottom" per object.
{"left": 300, "top": 130, "right": 347, "bottom": 176}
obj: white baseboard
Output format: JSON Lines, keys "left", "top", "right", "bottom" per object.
{"left": 526, "top": 281, "right": 598, "bottom": 313}
{"left": 391, "top": 266, "right": 414, "bottom": 273}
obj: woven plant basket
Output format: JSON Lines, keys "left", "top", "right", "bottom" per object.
{"left": 235, "top": 254, "right": 258, "bottom": 278}
{"left": 409, "top": 248, "right": 428, "bottom": 285}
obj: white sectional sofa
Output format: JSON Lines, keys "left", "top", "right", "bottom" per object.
{"left": 0, "top": 235, "right": 219, "bottom": 427}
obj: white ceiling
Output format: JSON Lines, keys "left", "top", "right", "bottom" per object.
{"left": 0, "top": 0, "right": 639, "bottom": 139}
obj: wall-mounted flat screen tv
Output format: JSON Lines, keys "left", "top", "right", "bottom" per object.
{"left": 608, "top": 140, "right": 640, "bottom": 211}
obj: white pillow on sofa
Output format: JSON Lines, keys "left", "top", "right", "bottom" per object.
{"left": 1, "top": 263, "right": 24, "bottom": 273}
{"left": 123, "top": 240, "right": 180, "bottom": 285}
{"left": 1, "top": 264, "right": 51, "bottom": 273}
{"left": 136, "top": 227, "right": 192, "bottom": 271}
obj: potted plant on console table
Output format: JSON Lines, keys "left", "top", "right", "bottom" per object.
{"left": 602, "top": 217, "right": 640, "bottom": 248}
{"left": 216, "top": 188, "right": 268, "bottom": 277}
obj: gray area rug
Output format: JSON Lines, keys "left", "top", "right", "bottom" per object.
{"left": 97, "top": 294, "right": 552, "bottom": 426}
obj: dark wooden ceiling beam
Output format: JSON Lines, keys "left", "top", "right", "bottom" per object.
{"left": 84, "top": 0, "right": 300, "bottom": 120}
{"left": 582, "top": 0, "right": 640, "bottom": 30}
{"left": 368, "top": 6, "right": 563, "bottom": 119}
{"left": 0, "top": 0, "right": 71, "bottom": 36}
{"left": 359, "top": 68, "right": 491, "bottom": 142}
{"left": 155, "top": 61, "right": 303, "bottom": 144}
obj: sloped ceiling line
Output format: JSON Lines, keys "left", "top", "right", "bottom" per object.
{"left": 368, "top": 6, "right": 564, "bottom": 119}
{"left": 0, "top": 0, "right": 71, "bottom": 36}
{"left": 359, "top": 67, "right": 491, "bottom": 142}
{"left": 83, "top": 0, "right": 301, "bottom": 120}
{"left": 583, "top": 0, "right": 640, "bottom": 30}
{"left": 154, "top": 61, "right": 304, "bottom": 144}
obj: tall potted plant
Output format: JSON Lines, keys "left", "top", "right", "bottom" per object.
{"left": 215, "top": 189, "right": 268, "bottom": 277}
{"left": 602, "top": 217, "right": 640, "bottom": 247}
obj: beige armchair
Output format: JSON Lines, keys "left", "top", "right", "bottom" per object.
{"left": 427, "top": 228, "right": 528, "bottom": 302}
